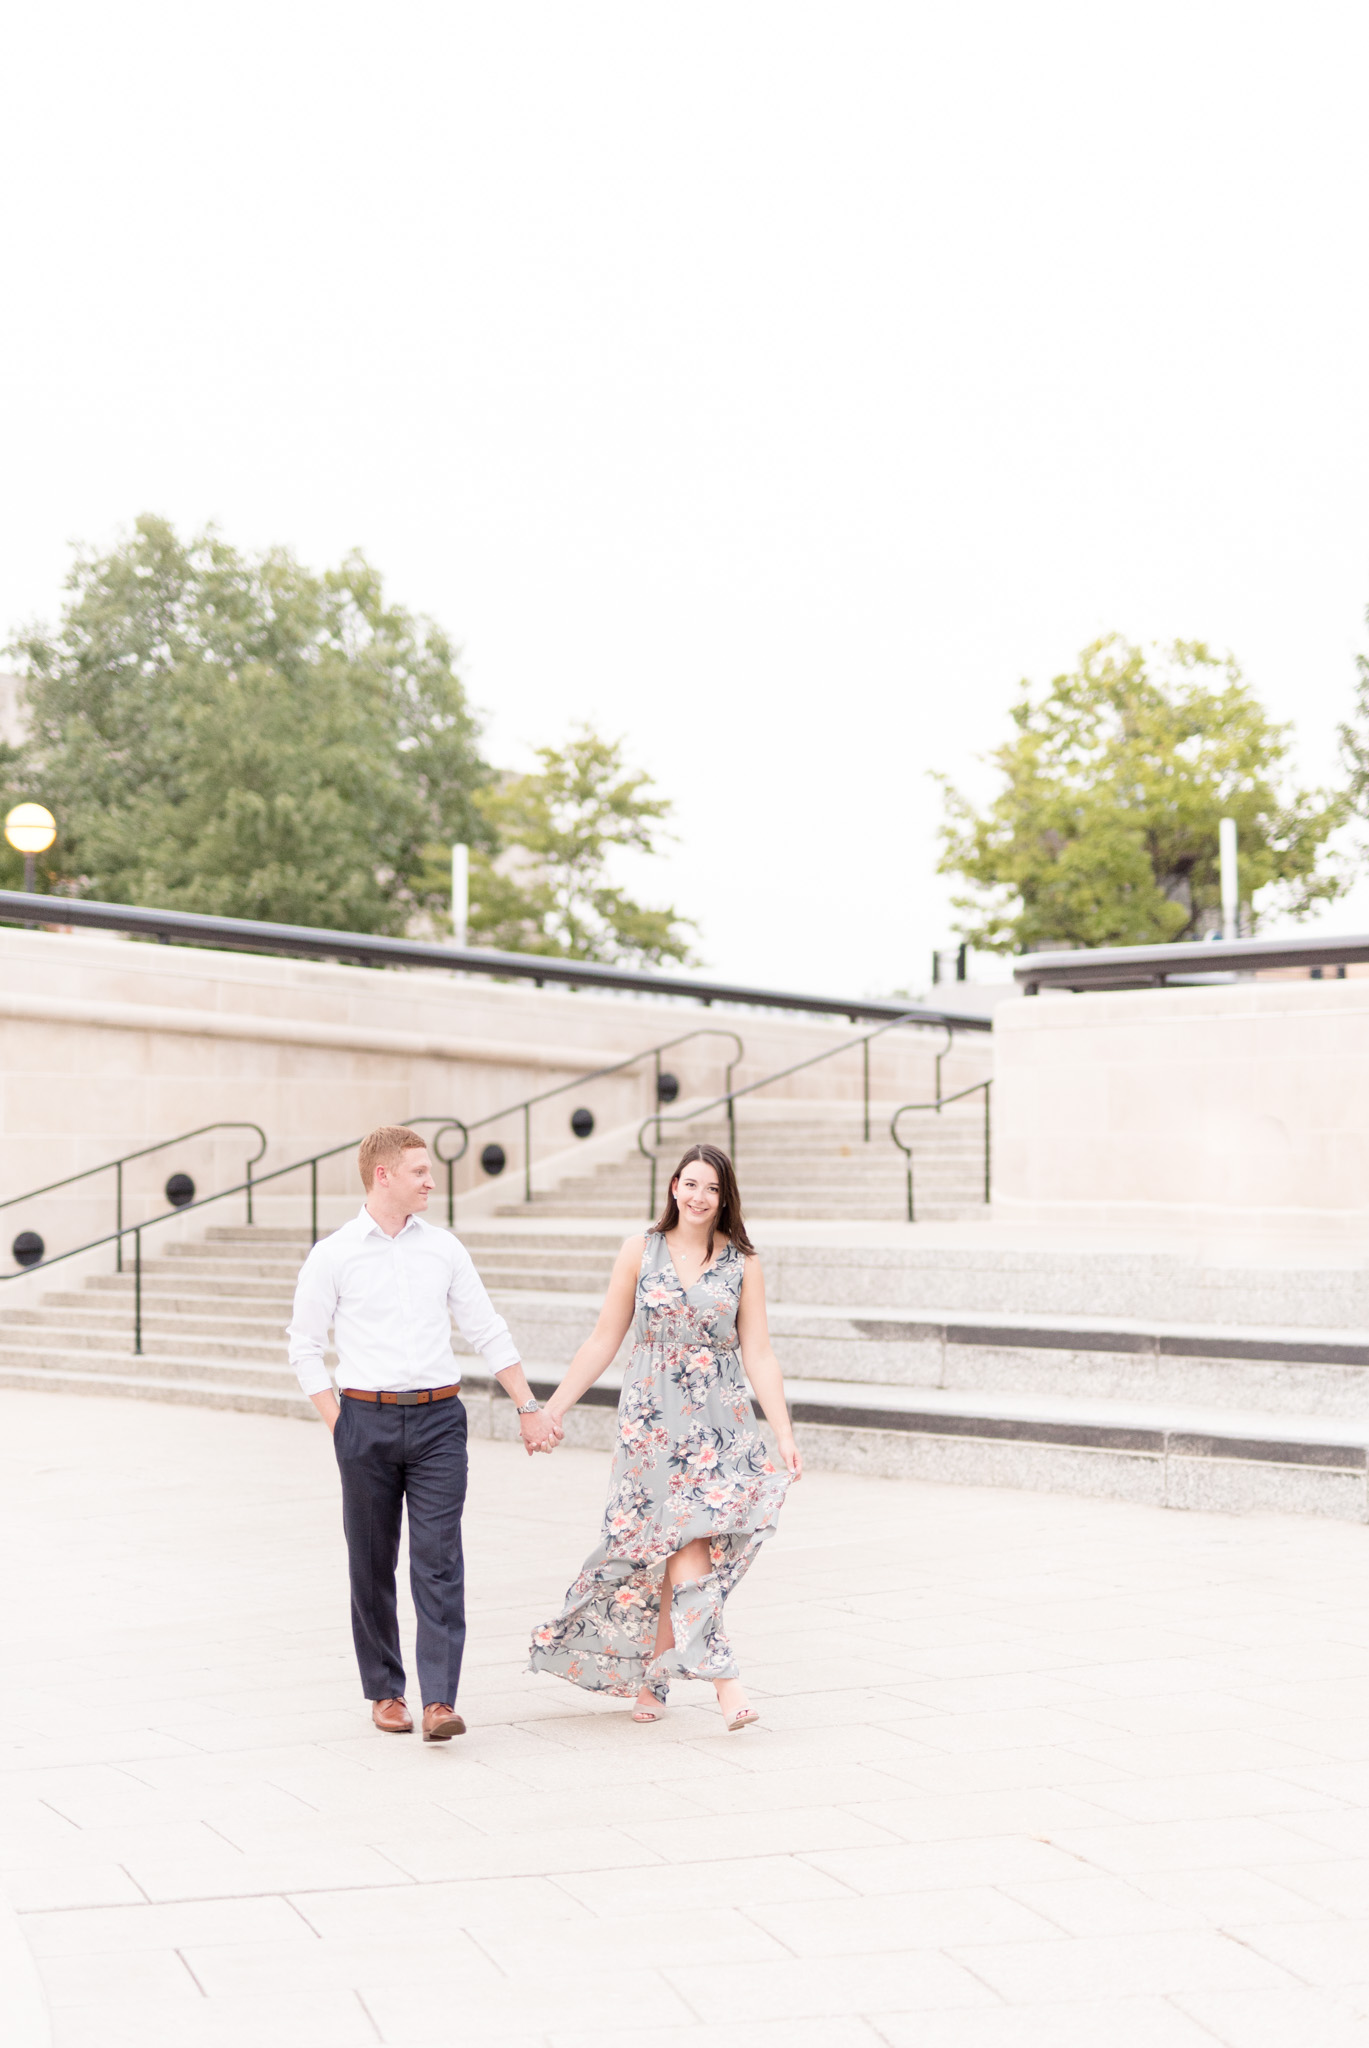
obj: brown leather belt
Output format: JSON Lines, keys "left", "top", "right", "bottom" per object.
{"left": 343, "top": 1384, "right": 462, "bottom": 1406}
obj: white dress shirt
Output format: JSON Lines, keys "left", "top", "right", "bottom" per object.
{"left": 287, "top": 1205, "right": 521, "bottom": 1397}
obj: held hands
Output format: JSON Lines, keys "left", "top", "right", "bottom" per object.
{"left": 519, "top": 1407, "right": 565, "bottom": 1458}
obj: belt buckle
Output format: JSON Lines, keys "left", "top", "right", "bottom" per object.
{"left": 396, "top": 1390, "right": 422, "bottom": 1406}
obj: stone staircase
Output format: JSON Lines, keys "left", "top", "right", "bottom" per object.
{"left": 4, "top": 1221, "right": 1369, "bottom": 1521}
{"left": 498, "top": 1105, "right": 989, "bottom": 1222}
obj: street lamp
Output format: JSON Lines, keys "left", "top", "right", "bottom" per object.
{"left": 4, "top": 803, "right": 57, "bottom": 893}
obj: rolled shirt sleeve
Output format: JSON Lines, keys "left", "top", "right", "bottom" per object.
{"left": 287, "top": 1241, "right": 340, "bottom": 1397}
{"left": 447, "top": 1242, "right": 521, "bottom": 1377}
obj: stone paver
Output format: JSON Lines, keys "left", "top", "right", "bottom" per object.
{"left": 5, "top": 1387, "right": 1369, "bottom": 2045}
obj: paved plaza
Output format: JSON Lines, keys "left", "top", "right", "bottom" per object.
{"left": 5, "top": 1390, "right": 1369, "bottom": 2046}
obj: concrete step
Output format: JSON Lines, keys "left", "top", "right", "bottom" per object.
{"left": 153, "top": 1255, "right": 310, "bottom": 1279}
{"left": 459, "top": 1248, "right": 621, "bottom": 1275}
{"left": 781, "top": 1378, "right": 1369, "bottom": 1523}
{"left": 85, "top": 1274, "right": 300, "bottom": 1304}
{"left": 9, "top": 1350, "right": 1362, "bottom": 1520}
{"left": 479, "top": 1292, "right": 1369, "bottom": 1421}
{"left": 0, "top": 1324, "right": 290, "bottom": 1364}
{"left": 0, "top": 1364, "right": 314, "bottom": 1418}
{"left": 7, "top": 1304, "right": 297, "bottom": 1343}
{"left": 17, "top": 1217, "right": 1369, "bottom": 1520}
{"left": 204, "top": 1227, "right": 316, "bottom": 1245}
{"left": 461, "top": 1232, "right": 625, "bottom": 1254}
{"left": 486, "top": 1363, "right": 1369, "bottom": 1523}
{"left": 503, "top": 1201, "right": 985, "bottom": 1221}
{"left": 0, "top": 1344, "right": 304, "bottom": 1392}
{"left": 33, "top": 1286, "right": 296, "bottom": 1319}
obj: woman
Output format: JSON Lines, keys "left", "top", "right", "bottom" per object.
{"left": 528, "top": 1144, "right": 802, "bottom": 1730}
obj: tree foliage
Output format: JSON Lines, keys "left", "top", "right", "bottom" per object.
{"left": 937, "top": 636, "right": 1346, "bottom": 952}
{"left": 1337, "top": 609, "right": 1369, "bottom": 834}
{"left": 6, "top": 515, "right": 491, "bottom": 931}
{"left": 462, "top": 727, "right": 696, "bottom": 966}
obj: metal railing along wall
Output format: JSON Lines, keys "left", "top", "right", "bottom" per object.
{"left": 0, "top": 1122, "right": 268, "bottom": 1273}
{"left": 439, "top": 1028, "right": 744, "bottom": 1205}
{"left": 636, "top": 1012, "right": 972, "bottom": 1215}
{"left": 1015, "top": 930, "right": 1369, "bottom": 994}
{"left": 0, "top": 888, "right": 991, "bottom": 1032}
{"left": 0, "top": 1115, "right": 465, "bottom": 1352}
{"left": 891, "top": 1080, "right": 992, "bottom": 1222}
{"left": 1, "top": 1026, "right": 746, "bottom": 1304}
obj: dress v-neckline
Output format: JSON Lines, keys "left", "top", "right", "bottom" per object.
{"left": 662, "top": 1234, "right": 731, "bottom": 1295}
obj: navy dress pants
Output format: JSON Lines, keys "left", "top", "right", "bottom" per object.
{"left": 333, "top": 1395, "right": 468, "bottom": 1707}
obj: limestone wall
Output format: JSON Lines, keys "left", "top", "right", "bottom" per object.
{"left": 0, "top": 926, "right": 991, "bottom": 1262}
{"left": 993, "top": 977, "right": 1369, "bottom": 1237}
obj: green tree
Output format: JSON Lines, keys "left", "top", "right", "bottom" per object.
{"left": 1337, "top": 608, "right": 1369, "bottom": 833}
{"left": 937, "top": 636, "right": 1345, "bottom": 952}
{"left": 461, "top": 727, "right": 696, "bottom": 966}
{"left": 6, "top": 515, "right": 491, "bottom": 931}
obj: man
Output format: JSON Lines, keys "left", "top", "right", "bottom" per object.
{"left": 288, "top": 1125, "right": 560, "bottom": 1740}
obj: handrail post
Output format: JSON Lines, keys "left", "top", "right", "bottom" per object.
{"left": 935, "top": 1023, "right": 952, "bottom": 1107}
{"left": 523, "top": 1103, "right": 532, "bottom": 1204}
{"left": 654, "top": 1050, "right": 662, "bottom": 1145}
{"left": 133, "top": 1226, "right": 142, "bottom": 1354}
{"left": 863, "top": 1037, "right": 870, "bottom": 1142}
{"left": 245, "top": 1156, "right": 254, "bottom": 1227}
{"left": 983, "top": 1079, "right": 992, "bottom": 1204}
{"left": 907, "top": 1147, "right": 915, "bottom": 1225}
{"left": 115, "top": 1160, "right": 123, "bottom": 1274}
{"left": 310, "top": 1158, "right": 318, "bottom": 1245}
{"left": 727, "top": 1093, "right": 736, "bottom": 1161}
{"left": 447, "top": 1154, "right": 454, "bottom": 1229}
{"left": 648, "top": 1153, "right": 658, "bottom": 1219}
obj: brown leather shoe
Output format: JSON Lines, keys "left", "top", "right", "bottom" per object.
{"left": 371, "top": 1696, "right": 413, "bottom": 1734}
{"left": 422, "top": 1703, "right": 466, "bottom": 1742}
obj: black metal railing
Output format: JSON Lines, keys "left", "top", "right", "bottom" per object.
{"left": 0, "top": 1023, "right": 749, "bottom": 1329}
{"left": 637, "top": 1010, "right": 958, "bottom": 1214}
{"left": 434, "top": 1028, "right": 745, "bottom": 1206}
{"left": 1015, "top": 929, "right": 1369, "bottom": 994}
{"left": 890, "top": 1080, "right": 992, "bottom": 1223}
{"left": 0, "top": 887, "right": 991, "bottom": 1032}
{"left": 0, "top": 1122, "right": 268, "bottom": 1273}
{"left": 0, "top": 1113, "right": 466, "bottom": 1349}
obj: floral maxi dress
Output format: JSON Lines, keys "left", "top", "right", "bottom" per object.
{"left": 527, "top": 1231, "right": 790, "bottom": 1699}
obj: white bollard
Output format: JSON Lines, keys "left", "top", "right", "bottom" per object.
{"left": 1219, "top": 816, "right": 1238, "bottom": 940}
{"left": 451, "top": 843, "right": 469, "bottom": 948}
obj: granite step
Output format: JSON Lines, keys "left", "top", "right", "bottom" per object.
{"left": 14, "top": 1217, "right": 1369, "bottom": 1519}
{"left": 0, "top": 1344, "right": 305, "bottom": 1391}
{"left": 4, "top": 1356, "right": 1364, "bottom": 1521}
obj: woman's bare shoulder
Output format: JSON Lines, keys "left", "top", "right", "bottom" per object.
{"left": 617, "top": 1231, "right": 650, "bottom": 1264}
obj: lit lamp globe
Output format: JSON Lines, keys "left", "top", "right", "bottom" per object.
{"left": 4, "top": 803, "right": 57, "bottom": 893}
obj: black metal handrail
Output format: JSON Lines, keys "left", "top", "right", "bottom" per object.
{"left": 1, "top": 1121, "right": 268, "bottom": 1273}
{"left": 636, "top": 1010, "right": 952, "bottom": 1214}
{"left": 0, "top": 1113, "right": 467, "bottom": 1346}
{"left": 0, "top": 1024, "right": 745, "bottom": 1299}
{"left": 890, "top": 1080, "right": 992, "bottom": 1223}
{"left": 0, "top": 887, "right": 992, "bottom": 1031}
{"left": 428, "top": 1028, "right": 745, "bottom": 1206}
{"left": 1015, "top": 929, "right": 1369, "bottom": 993}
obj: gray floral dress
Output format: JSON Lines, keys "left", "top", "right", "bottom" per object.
{"left": 527, "top": 1230, "right": 789, "bottom": 1700}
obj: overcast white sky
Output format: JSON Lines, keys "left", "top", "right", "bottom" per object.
{"left": 3, "top": 2, "right": 1368, "bottom": 996}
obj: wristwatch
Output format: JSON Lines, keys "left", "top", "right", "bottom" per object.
{"left": 516, "top": 1398, "right": 540, "bottom": 1416}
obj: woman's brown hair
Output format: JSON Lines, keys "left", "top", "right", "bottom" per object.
{"left": 654, "top": 1144, "right": 755, "bottom": 1261}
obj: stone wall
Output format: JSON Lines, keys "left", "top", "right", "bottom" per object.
{"left": 993, "top": 977, "right": 1369, "bottom": 1237}
{"left": 0, "top": 925, "right": 991, "bottom": 1259}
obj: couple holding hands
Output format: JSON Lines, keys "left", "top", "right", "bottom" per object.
{"left": 288, "top": 1125, "right": 801, "bottom": 1739}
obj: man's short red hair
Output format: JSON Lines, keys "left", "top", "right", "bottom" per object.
{"left": 358, "top": 1125, "right": 427, "bottom": 1190}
